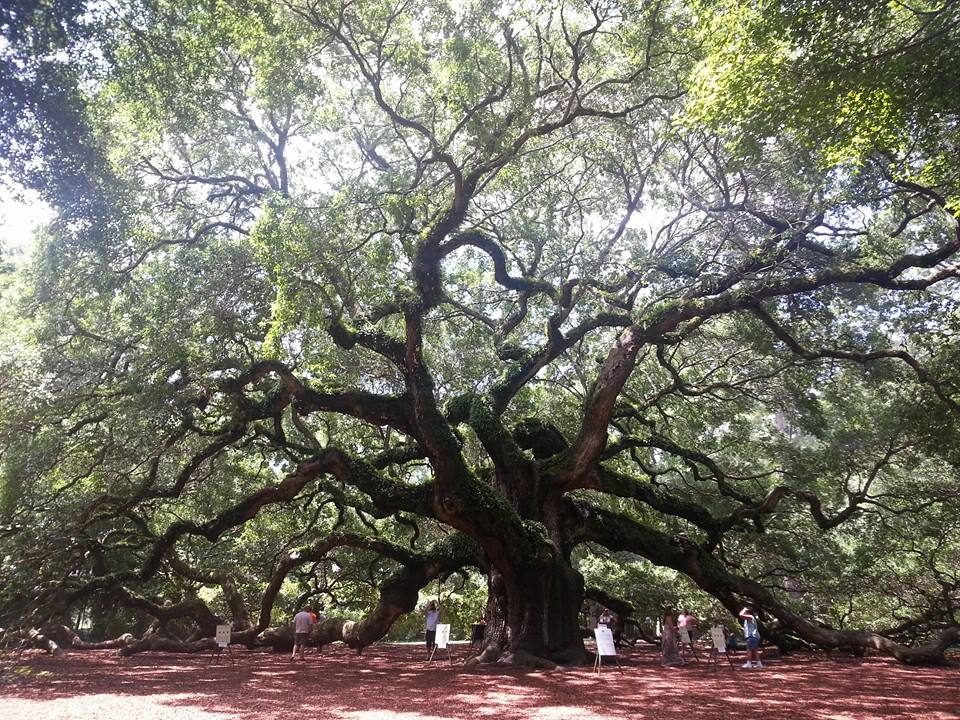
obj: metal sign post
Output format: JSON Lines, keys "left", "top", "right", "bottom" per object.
{"left": 679, "top": 627, "right": 701, "bottom": 663}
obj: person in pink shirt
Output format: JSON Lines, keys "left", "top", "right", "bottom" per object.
{"left": 677, "top": 608, "right": 698, "bottom": 642}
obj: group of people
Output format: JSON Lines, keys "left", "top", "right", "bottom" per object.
{"left": 290, "top": 599, "right": 764, "bottom": 668}
{"left": 292, "top": 600, "right": 444, "bottom": 660}
{"left": 426, "top": 603, "right": 494, "bottom": 654}
{"left": 290, "top": 605, "right": 326, "bottom": 661}
{"left": 660, "top": 605, "right": 762, "bottom": 669}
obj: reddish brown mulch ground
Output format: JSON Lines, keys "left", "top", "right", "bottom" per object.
{"left": 1, "top": 643, "right": 958, "bottom": 720}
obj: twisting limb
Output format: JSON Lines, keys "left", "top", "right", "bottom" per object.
{"left": 222, "top": 359, "right": 415, "bottom": 432}
{"left": 140, "top": 448, "right": 435, "bottom": 580}
{"left": 166, "top": 554, "right": 250, "bottom": 629}
{"left": 750, "top": 303, "right": 960, "bottom": 415}
{"left": 589, "top": 466, "right": 737, "bottom": 545}
{"left": 243, "top": 532, "right": 480, "bottom": 651}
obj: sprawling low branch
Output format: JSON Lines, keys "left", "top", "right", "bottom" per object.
{"left": 590, "top": 466, "right": 737, "bottom": 544}
{"left": 574, "top": 501, "right": 960, "bottom": 664}
{"left": 141, "top": 448, "right": 434, "bottom": 580}
{"left": 167, "top": 554, "right": 250, "bottom": 629}
{"left": 243, "top": 531, "right": 479, "bottom": 649}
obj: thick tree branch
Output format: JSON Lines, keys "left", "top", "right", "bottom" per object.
{"left": 140, "top": 448, "right": 434, "bottom": 580}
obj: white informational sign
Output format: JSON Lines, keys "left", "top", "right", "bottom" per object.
{"left": 435, "top": 623, "right": 451, "bottom": 649}
{"left": 215, "top": 624, "right": 231, "bottom": 648}
{"left": 680, "top": 628, "right": 692, "bottom": 645}
{"left": 710, "top": 625, "right": 727, "bottom": 653}
{"left": 594, "top": 626, "right": 617, "bottom": 657}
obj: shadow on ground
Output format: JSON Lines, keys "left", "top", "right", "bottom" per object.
{"left": 1, "top": 643, "right": 958, "bottom": 720}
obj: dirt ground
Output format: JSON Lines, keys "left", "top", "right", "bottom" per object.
{"left": 1, "top": 643, "right": 958, "bottom": 720}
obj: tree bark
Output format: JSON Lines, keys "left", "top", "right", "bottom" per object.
{"left": 28, "top": 628, "right": 63, "bottom": 655}
{"left": 45, "top": 625, "right": 134, "bottom": 650}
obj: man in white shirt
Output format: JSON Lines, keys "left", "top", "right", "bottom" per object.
{"left": 739, "top": 606, "right": 763, "bottom": 669}
{"left": 291, "top": 606, "right": 315, "bottom": 661}
{"left": 424, "top": 601, "right": 441, "bottom": 654}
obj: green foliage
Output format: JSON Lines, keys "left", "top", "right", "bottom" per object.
{"left": 688, "top": 0, "right": 960, "bottom": 204}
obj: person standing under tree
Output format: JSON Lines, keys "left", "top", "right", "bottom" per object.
{"left": 660, "top": 608, "right": 686, "bottom": 667}
{"left": 724, "top": 624, "right": 740, "bottom": 652}
{"left": 677, "top": 608, "right": 698, "bottom": 642}
{"left": 598, "top": 608, "right": 614, "bottom": 628}
{"left": 739, "top": 605, "right": 762, "bottom": 669}
{"left": 424, "top": 601, "right": 441, "bottom": 654}
{"left": 291, "top": 605, "right": 315, "bottom": 661}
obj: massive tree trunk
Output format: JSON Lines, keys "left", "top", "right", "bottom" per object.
{"left": 464, "top": 447, "right": 589, "bottom": 666}
{"left": 482, "top": 555, "right": 586, "bottom": 667}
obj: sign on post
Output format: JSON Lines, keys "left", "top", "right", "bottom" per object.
{"left": 211, "top": 623, "right": 234, "bottom": 665}
{"left": 710, "top": 625, "right": 727, "bottom": 653}
{"left": 215, "top": 624, "right": 231, "bottom": 648}
{"left": 592, "top": 626, "right": 621, "bottom": 675}
{"left": 428, "top": 623, "right": 453, "bottom": 665}
{"left": 435, "top": 623, "right": 451, "bottom": 649}
{"left": 594, "top": 626, "right": 616, "bottom": 657}
{"left": 707, "top": 625, "right": 734, "bottom": 669}
{"left": 678, "top": 626, "right": 701, "bottom": 662}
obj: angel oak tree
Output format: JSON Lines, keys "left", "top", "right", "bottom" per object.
{"left": 1, "top": 0, "right": 959, "bottom": 665}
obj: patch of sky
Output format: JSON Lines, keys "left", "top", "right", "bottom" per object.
{"left": 0, "top": 185, "right": 54, "bottom": 264}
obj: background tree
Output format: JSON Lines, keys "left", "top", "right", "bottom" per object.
{"left": 1, "top": 0, "right": 958, "bottom": 666}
